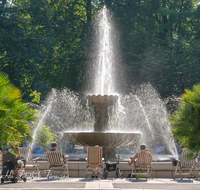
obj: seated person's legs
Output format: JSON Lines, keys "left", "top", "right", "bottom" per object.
{"left": 13, "top": 160, "right": 24, "bottom": 177}
{"left": 13, "top": 168, "right": 20, "bottom": 177}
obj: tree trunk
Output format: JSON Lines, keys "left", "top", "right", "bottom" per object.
{"left": 85, "top": 0, "right": 91, "bottom": 24}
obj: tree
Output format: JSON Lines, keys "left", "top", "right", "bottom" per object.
{"left": 1, "top": 0, "right": 200, "bottom": 101}
{"left": 0, "top": 0, "right": 53, "bottom": 101}
{"left": 0, "top": 72, "right": 36, "bottom": 147}
{"left": 108, "top": 0, "right": 200, "bottom": 98}
{"left": 170, "top": 83, "right": 200, "bottom": 157}
{"left": 39, "top": 0, "right": 94, "bottom": 92}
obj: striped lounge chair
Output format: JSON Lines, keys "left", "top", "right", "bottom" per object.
{"left": 131, "top": 149, "right": 153, "bottom": 180}
{"left": 174, "top": 150, "right": 198, "bottom": 180}
{"left": 46, "top": 150, "right": 69, "bottom": 178}
{"left": 86, "top": 146, "right": 103, "bottom": 178}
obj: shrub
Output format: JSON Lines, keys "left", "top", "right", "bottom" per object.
{"left": 0, "top": 72, "right": 36, "bottom": 147}
{"left": 171, "top": 83, "right": 200, "bottom": 157}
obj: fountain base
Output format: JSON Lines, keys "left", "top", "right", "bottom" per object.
{"left": 64, "top": 132, "right": 141, "bottom": 159}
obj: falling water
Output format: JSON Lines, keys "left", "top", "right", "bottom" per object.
{"left": 31, "top": 89, "right": 56, "bottom": 148}
{"left": 109, "top": 83, "right": 178, "bottom": 159}
{"left": 134, "top": 95, "right": 156, "bottom": 147}
{"left": 159, "top": 107, "right": 178, "bottom": 158}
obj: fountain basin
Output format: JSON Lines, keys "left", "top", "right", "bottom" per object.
{"left": 64, "top": 132, "right": 141, "bottom": 148}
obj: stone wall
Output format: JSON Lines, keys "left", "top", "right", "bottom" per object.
{"left": 27, "top": 161, "right": 182, "bottom": 178}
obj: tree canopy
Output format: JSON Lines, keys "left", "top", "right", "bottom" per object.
{"left": 0, "top": 0, "right": 200, "bottom": 101}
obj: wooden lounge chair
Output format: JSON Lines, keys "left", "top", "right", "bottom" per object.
{"left": 18, "top": 147, "right": 41, "bottom": 178}
{"left": 46, "top": 150, "right": 69, "bottom": 178}
{"left": 174, "top": 150, "right": 198, "bottom": 180}
{"left": 131, "top": 149, "right": 153, "bottom": 180}
{"left": 86, "top": 146, "right": 103, "bottom": 178}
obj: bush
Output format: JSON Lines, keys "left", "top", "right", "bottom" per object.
{"left": 171, "top": 83, "right": 200, "bottom": 157}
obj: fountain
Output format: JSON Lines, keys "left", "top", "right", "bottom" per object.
{"left": 32, "top": 7, "right": 177, "bottom": 161}
{"left": 63, "top": 7, "right": 141, "bottom": 159}
{"left": 64, "top": 94, "right": 141, "bottom": 159}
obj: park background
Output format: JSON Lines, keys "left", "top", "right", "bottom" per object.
{"left": 1, "top": 0, "right": 200, "bottom": 102}
{"left": 1, "top": 0, "right": 200, "bottom": 153}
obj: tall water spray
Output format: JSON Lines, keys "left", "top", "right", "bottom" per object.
{"left": 88, "top": 7, "right": 121, "bottom": 95}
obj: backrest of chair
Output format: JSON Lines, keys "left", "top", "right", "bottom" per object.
{"left": 136, "top": 149, "right": 153, "bottom": 166}
{"left": 2, "top": 153, "right": 18, "bottom": 170}
{"left": 3, "top": 153, "right": 16, "bottom": 163}
{"left": 18, "top": 147, "right": 33, "bottom": 165}
{"left": 181, "top": 150, "right": 196, "bottom": 166}
{"left": 87, "top": 146, "right": 102, "bottom": 165}
{"left": 46, "top": 150, "right": 64, "bottom": 166}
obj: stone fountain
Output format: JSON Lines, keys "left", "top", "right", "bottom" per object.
{"left": 64, "top": 94, "right": 141, "bottom": 159}
{"left": 32, "top": 7, "right": 177, "bottom": 162}
{"left": 64, "top": 7, "right": 141, "bottom": 159}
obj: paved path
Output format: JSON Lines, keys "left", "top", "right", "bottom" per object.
{"left": 0, "top": 177, "right": 200, "bottom": 190}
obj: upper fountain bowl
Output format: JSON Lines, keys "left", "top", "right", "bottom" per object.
{"left": 86, "top": 94, "right": 118, "bottom": 104}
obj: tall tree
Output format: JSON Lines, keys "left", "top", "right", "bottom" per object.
{"left": 0, "top": 0, "right": 54, "bottom": 101}
{"left": 108, "top": 0, "right": 200, "bottom": 98}
{"left": 39, "top": 0, "right": 93, "bottom": 92}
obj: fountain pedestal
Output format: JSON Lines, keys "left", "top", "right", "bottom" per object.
{"left": 87, "top": 95, "right": 118, "bottom": 132}
{"left": 64, "top": 95, "right": 141, "bottom": 159}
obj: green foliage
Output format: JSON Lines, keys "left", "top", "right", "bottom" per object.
{"left": 137, "top": 170, "right": 145, "bottom": 178}
{"left": 30, "top": 90, "right": 41, "bottom": 104}
{"left": 171, "top": 83, "right": 200, "bottom": 157}
{"left": 35, "top": 125, "right": 58, "bottom": 151}
{"left": 110, "top": 0, "right": 200, "bottom": 98}
{"left": 38, "top": 0, "right": 93, "bottom": 92}
{"left": 0, "top": 72, "right": 36, "bottom": 147}
{"left": 1, "top": 0, "right": 200, "bottom": 101}
{"left": 0, "top": 0, "right": 53, "bottom": 101}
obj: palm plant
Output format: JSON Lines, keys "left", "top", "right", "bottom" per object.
{"left": 0, "top": 72, "right": 36, "bottom": 147}
{"left": 171, "top": 83, "right": 200, "bottom": 157}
